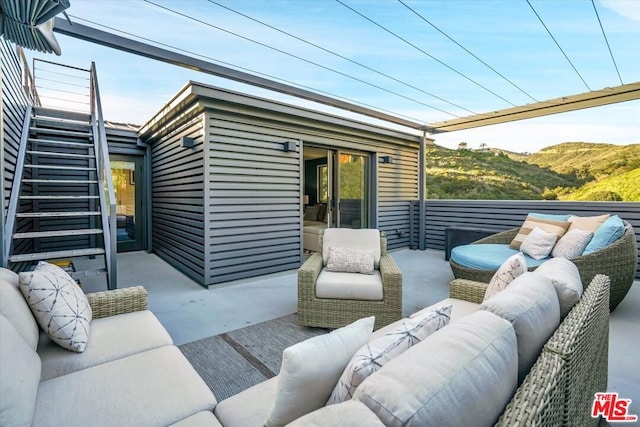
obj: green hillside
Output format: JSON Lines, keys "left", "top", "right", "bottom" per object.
{"left": 426, "top": 142, "right": 639, "bottom": 201}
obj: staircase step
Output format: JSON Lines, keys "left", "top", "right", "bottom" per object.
{"left": 27, "top": 150, "right": 93, "bottom": 159}
{"left": 8, "top": 248, "right": 106, "bottom": 263}
{"left": 14, "top": 229, "right": 103, "bottom": 239}
{"left": 71, "top": 269, "right": 108, "bottom": 280}
{"left": 29, "top": 138, "right": 94, "bottom": 148}
{"left": 20, "top": 195, "right": 99, "bottom": 200}
{"left": 33, "top": 107, "right": 90, "bottom": 123}
{"left": 16, "top": 211, "right": 101, "bottom": 218}
{"left": 30, "top": 127, "right": 92, "bottom": 138}
{"left": 24, "top": 165, "right": 96, "bottom": 171}
{"left": 33, "top": 116, "right": 91, "bottom": 130}
{"left": 22, "top": 179, "right": 98, "bottom": 185}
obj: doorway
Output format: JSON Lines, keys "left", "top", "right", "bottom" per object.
{"left": 303, "top": 145, "right": 371, "bottom": 229}
{"left": 110, "top": 155, "right": 145, "bottom": 252}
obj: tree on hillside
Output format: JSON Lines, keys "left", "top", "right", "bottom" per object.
{"left": 458, "top": 142, "right": 468, "bottom": 150}
{"left": 479, "top": 143, "right": 488, "bottom": 150}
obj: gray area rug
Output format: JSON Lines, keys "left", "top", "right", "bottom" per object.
{"left": 179, "top": 313, "right": 328, "bottom": 400}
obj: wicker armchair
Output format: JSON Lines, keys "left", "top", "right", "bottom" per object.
{"left": 450, "top": 222, "right": 637, "bottom": 311}
{"left": 297, "top": 230, "right": 402, "bottom": 330}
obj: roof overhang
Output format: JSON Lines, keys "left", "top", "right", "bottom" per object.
{"left": 428, "top": 82, "right": 640, "bottom": 133}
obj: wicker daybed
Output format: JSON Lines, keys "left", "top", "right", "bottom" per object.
{"left": 449, "top": 222, "right": 637, "bottom": 311}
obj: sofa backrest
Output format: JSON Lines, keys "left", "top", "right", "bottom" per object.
{"left": 0, "top": 268, "right": 39, "bottom": 349}
{"left": 0, "top": 315, "right": 41, "bottom": 427}
{"left": 322, "top": 229, "right": 381, "bottom": 269}
{"left": 353, "top": 310, "right": 518, "bottom": 427}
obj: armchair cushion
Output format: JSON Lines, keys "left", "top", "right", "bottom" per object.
{"left": 0, "top": 268, "right": 39, "bottom": 350}
{"left": 322, "top": 229, "right": 381, "bottom": 269}
{"left": 519, "top": 227, "right": 557, "bottom": 260}
{"left": 583, "top": 214, "right": 625, "bottom": 255}
{"left": 450, "top": 244, "right": 547, "bottom": 270}
{"left": 316, "top": 270, "right": 383, "bottom": 301}
{"left": 567, "top": 213, "right": 610, "bottom": 232}
{"left": 551, "top": 229, "right": 593, "bottom": 259}
{"left": 533, "top": 258, "right": 583, "bottom": 317}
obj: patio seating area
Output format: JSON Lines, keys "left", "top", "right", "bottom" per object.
{"left": 100, "top": 248, "right": 640, "bottom": 419}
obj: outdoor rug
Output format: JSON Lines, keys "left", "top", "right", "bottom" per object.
{"left": 179, "top": 313, "right": 328, "bottom": 400}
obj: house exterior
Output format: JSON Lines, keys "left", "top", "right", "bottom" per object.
{"left": 138, "top": 81, "right": 427, "bottom": 286}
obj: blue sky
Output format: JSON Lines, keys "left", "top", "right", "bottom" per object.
{"left": 25, "top": 0, "right": 640, "bottom": 152}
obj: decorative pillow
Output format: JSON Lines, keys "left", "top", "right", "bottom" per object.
{"left": 533, "top": 258, "right": 583, "bottom": 317}
{"left": 18, "top": 262, "right": 92, "bottom": 352}
{"left": 567, "top": 214, "right": 610, "bottom": 233}
{"left": 509, "top": 215, "right": 569, "bottom": 250}
{"left": 304, "top": 205, "right": 321, "bottom": 221}
{"left": 265, "top": 316, "right": 375, "bottom": 427}
{"left": 519, "top": 227, "right": 557, "bottom": 260}
{"left": 327, "top": 305, "right": 452, "bottom": 405}
{"left": 583, "top": 215, "right": 625, "bottom": 255}
{"left": 552, "top": 229, "right": 593, "bottom": 259}
{"left": 326, "top": 247, "right": 375, "bottom": 274}
{"left": 484, "top": 252, "right": 527, "bottom": 301}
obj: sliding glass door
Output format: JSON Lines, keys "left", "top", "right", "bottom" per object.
{"left": 336, "top": 152, "right": 369, "bottom": 229}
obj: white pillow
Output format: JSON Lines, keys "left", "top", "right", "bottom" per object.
{"left": 552, "top": 229, "right": 593, "bottom": 259}
{"left": 326, "top": 247, "right": 375, "bottom": 274}
{"left": 18, "top": 261, "right": 92, "bottom": 352}
{"left": 483, "top": 252, "right": 527, "bottom": 301}
{"left": 265, "top": 316, "right": 375, "bottom": 427}
{"left": 520, "top": 227, "right": 557, "bottom": 260}
{"left": 327, "top": 305, "right": 452, "bottom": 405}
{"left": 533, "top": 258, "right": 583, "bottom": 317}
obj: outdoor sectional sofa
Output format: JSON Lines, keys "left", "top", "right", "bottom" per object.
{"left": 1, "top": 264, "right": 610, "bottom": 426}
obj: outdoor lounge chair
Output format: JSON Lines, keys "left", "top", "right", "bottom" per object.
{"left": 297, "top": 228, "right": 402, "bottom": 330}
{"left": 449, "top": 222, "right": 638, "bottom": 311}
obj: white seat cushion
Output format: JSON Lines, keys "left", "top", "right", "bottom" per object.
{"left": 214, "top": 377, "right": 278, "bottom": 427}
{"left": 38, "top": 310, "right": 173, "bottom": 380}
{"left": 322, "top": 228, "right": 381, "bottom": 268}
{"left": 170, "top": 411, "right": 223, "bottom": 427}
{"left": 287, "top": 401, "right": 384, "bottom": 426}
{"left": 354, "top": 310, "right": 518, "bottom": 427}
{"left": 316, "top": 269, "right": 383, "bottom": 301}
{"left": 531, "top": 258, "right": 583, "bottom": 317}
{"left": 34, "top": 346, "right": 217, "bottom": 427}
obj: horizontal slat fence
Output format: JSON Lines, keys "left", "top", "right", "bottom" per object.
{"left": 411, "top": 200, "right": 640, "bottom": 279}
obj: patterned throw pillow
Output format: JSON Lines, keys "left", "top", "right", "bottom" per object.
{"left": 552, "top": 229, "right": 594, "bottom": 259}
{"left": 509, "top": 215, "right": 569, "bottom": 250}
{"left": 483, "top": 252, "right": 527, "bottom": 301}
{"left": 520, "top": 227, "right": 557, "bottom": 260}
{"left": 326, "top": 247, "right": 375, "bottom": 274}
{"left": 18, "top": 261, "right": 92, "bottom": 352}
{"left": 327, "top": 305, "right": 452, "bottom": 405}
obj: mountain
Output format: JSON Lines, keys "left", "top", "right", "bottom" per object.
{"left": 425, "top": 142, "right": 639, "bottom": 201}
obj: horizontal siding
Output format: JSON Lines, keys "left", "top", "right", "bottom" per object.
{"left": 1, "top": 40, "right": 32, "bottom": 266}
{"left": 420, "top": 200, "right": 640, "bottom": 279}
{"left": 149, "top": 115, "right": 206, "bottom": 284}
{"left": 106, "top": 125, "right": 144, "bottom": 155}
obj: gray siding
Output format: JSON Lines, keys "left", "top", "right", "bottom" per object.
{"left": 1, "top": 40, "right": 31, "bottom": 266}
{"left": 204, "top": 108, "right": 419, "bottom": 285}
{"left": 150, "top": 115, "right": 206, "bottom": 284}
{"left": 417, "top": 200, "right": 640, "bottom": 279}
{"left": 106, "top": 125, "right": 144, "bottom": 155}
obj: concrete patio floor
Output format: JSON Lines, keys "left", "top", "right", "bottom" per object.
{"left": 108, "top": 248, "right": 640, "bottom": 419}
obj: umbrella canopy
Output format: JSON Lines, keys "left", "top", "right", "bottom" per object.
{"left": 0, "top": 0, "right": 70, "bottom": 55}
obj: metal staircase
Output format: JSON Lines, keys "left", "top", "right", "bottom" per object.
{"left": 3, "top": 59, "right": 117, "bottom": 289}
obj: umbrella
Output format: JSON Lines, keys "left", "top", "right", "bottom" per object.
{"left": 0, "top": 0, "right": 70, "bottom": 55}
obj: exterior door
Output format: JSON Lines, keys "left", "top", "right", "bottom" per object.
{"left": 110, "top": 155, "right": 144, "bottom": 252}
{"left": 336, "top": 152, "right": 370, "bottom": 229}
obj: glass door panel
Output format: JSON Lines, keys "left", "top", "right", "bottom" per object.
{"left": 337, "top": 153, "right": 369, "bottom": 229}
{"left": 110, "top": 156, "right": 144, "bottom": 251}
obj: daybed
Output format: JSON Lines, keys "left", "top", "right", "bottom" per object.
{"left": 0, "top": 268, "right": 219, "bottom": 427}
{"left": 450, "top": 222, "right": 636, "bottom": 311}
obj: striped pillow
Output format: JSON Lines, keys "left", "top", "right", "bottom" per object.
{"left": 509, "top": 215, "right": 570, "bottom": 250}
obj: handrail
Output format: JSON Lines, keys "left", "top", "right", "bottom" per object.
{"left": 3, "top": 105, "right": 33, "bottom": 267}
{"left": 17, "top": 46, "right": 40, "bottom": 106}
{"left": 89, "top": 62, "right": 117, "bottom": 289}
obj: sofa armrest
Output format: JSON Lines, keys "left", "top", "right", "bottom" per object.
{"left": 449, "top": 279, "right": 487, "bottom": 304}
{"left": 298, "top": 253, "right": 324, "bottom": 297}
{"left": 86, "top": 286, "right": 148, "bottom": 319}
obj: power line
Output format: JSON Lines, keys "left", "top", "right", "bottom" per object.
{"left": 526, "top": 0, "right": 591, "bottom": 91}
{"left": 335, "top": 0, "right": 517, "bottom": 107}
{"left": 207, "top": 0, "right": 475, "bottom": 115}
{"left": 398, "top": 0, "right": 538, "bottom": 103}
{"left": 66, "top": 14, "right": 430, "bottom": 125}
{"left": 144, "top": 0, "right": 460, "bottom": 117}
{"left": 591, "top": 0, "right": 623, "bottom": 85}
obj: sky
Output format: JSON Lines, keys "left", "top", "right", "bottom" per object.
{"left": 24, "top": 0, "right": 640, "bottom": 152}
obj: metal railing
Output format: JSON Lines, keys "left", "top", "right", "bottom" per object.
{"left": 17, "top": 46, "right": 40, "bottom": 106}
{"left": 32, "top": 58, "right": 91, "bottom": 113}
{"left": 89, "top": 62, "right": 117, "bottom": 289}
